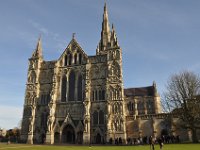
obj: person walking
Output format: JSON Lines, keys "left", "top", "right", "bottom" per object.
{"left": 158, "top": 137, "right": 164, "bottom": 150}
{"left": 149, "top": 136, "right": 155, "bottom": 150}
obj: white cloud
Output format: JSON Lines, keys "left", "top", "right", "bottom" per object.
{"left": 28, "top": 19, "right": 67, "bottom": 52}
{"left": 0, "top": 105, "right": 23, "bottom": 129}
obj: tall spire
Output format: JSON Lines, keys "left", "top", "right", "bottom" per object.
{"left": 32, "top": 36, "right": 43, "bottom": 58}
{"left": 100, "top": 2, "right": 111, "bottom": 49}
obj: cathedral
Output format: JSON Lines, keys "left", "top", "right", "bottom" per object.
{"left": 20, "top": 3, "right": 181, "bottom": 144}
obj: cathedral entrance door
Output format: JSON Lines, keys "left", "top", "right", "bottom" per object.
{"left": 62, "top": 124, "right": 75, "bottom": 144}
{"left": 54, "top": 132, "right": 60, "bottom": 144}
{"left": 96, "top": 133, "right": 101, "bottom": 144}
{"left": 77, "top": 131, "right": 83, "bottom": 144}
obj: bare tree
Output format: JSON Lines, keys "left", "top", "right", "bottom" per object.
{"left": 163, "top": 71, "right": 200, "bottom": 143}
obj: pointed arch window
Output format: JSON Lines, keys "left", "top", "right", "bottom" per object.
{"left": 93, "top": 110, "right": 105, "bottom": 125}
{"left": 29, "top": 71, "right": 36, "bottom": 83}
{"left": 102, "top": 90, "right": 105, "bottom": 100}
{"left": 68, "top": 53, "right": 72, "bottom": 65}
{"left": 147, "top": 100, "right": 155, "bottom": 114}
{"left": 79, "top": 53, "right": 82, "bottom": 64}
{"left": 77, "top": 74, "right": 83, "bottom": 101}
{"left": 99, "top": 110, "right": 104, "bottom": 124}
{"left": 74, "top": 53, "right": 77, "bottom": 65}
{"left": 93, "top": 111, "right": 98, "bottom": 125}
{"left": 92, "top": 91, "right": 95, "bottom": 101}
{"left": 68, "top": 70, "right": 75, "bottom": 101}
{"left": 138, "top": 101, "right": 144, "bottom": 115}
{"left": 99, "top": 90, "right": 102, "bottom": 100}
{"left": 95, "top": 90, "right": 98, "bottom": 101}
{"left": 61, "top": 76, "right": 67, "bottom": 102}
{"left": 41, "top": 112, "right": 48, "bottom": 130}
{"left": 64, "top": 55, "right": 68, "bottom": 66}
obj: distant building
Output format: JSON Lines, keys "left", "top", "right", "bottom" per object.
{"left": 0, "top": 128, "right": 6, "bottom": 137}
{"left": 20, "top": 3, "right": 198, "bottom": 144}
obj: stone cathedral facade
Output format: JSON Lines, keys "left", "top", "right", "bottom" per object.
{"left": 21, "top": 4, "right": 167, "bottom": 144}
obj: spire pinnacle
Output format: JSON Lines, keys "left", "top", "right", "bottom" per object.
{"left": 32, "top": 36, "right": 43, "bottom": 58}
{"left": 110, "top": 23, "right": 119, "bottom": 47}
{"left": 72, "top": 33, "right": 76, "bottom": 39}
{"left": 103, "top": 2, "right": 110, "bottom": 35}
{"left": 100, "top": 1, "right": 111, "bottom": 49}
{"left": 153, "top": 81, "right": 159, "bottom": 96}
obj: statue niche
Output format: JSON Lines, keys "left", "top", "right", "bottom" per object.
{"left": 28, "top": 71, "right": 36, "bottom": 83}
{"left": 108, "top": 62, "right": 121, "bottom": 82}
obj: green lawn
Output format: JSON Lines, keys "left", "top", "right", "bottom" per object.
{"left": 0, "top": 143, "right": 200, "bottom": 150}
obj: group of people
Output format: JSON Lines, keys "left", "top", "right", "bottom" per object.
{"left": 108, "top": 137, "right": 123, "bottom": 145}
{"left": 127, "top": 135, "right": 180, "bottom": 145}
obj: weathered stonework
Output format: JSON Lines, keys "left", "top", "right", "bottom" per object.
{"left": 20, "top": 3, "right": 199, "bottom": 144}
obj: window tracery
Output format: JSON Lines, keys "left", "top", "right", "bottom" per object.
{"left": 77, "top": 74, "right": 83, "bottom": 101}
{"left": 61, "top": 75, "right": 67, "bottom": 102}
{"left": 68, "top": 70, "right": 75, "bottom": 101}
{"left": 28, "top": 71, "right": 36, "bottom": 83}
{"left": 93, "top": 110, "right": 104, "bottom": 125}
{"left": 138, "top": 101, "right": 145, "bottom": 115}
{"left": 92, "top": 89, "right": 106, "bottom": 101}
{"left": 74, "top": 53, "right": 77, "bottom": 64}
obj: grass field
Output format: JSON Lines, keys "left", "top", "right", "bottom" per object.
{"left": 0, "top": 143, "right": 200, "bottom": 150}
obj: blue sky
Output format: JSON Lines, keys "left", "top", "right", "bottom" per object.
{"left": 0, "top": 0, "right": 200, "bottom": 129}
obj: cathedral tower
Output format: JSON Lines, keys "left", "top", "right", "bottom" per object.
{"left": 21, "top": 37, "right": 44, "bottom": 144}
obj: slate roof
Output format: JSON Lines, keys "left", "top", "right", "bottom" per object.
{"left": 124, "top": 86, "right": 155, "bottom": 97}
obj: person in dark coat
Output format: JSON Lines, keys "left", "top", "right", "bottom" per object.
{"left": 149, "top": 136, "right": 155, "bottom": 150}
{"left": 158, "top": 137, "right": 164, "bottom": 150}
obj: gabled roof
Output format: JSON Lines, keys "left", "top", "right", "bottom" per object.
{"left": 124, "top": 86, "right": 156, "bottom": 97}
{"left": 58, "top": 38, "right": 88, "bottom": 61}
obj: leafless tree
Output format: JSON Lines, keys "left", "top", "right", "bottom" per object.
{"left": 163, "top": 71, "right": 200, "bottom": 143}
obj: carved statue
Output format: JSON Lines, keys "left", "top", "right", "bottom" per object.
{"left": 49, "top": 103, "right": 56, "bottom": 118}
{"left": 47, "top": 116, "right": 55, "bottom": 132}
{"left": 84, "top": 119, "right": 88, "bottom": 132}
{"left": 29, "top": 117, "right": 34, "bottom": 133}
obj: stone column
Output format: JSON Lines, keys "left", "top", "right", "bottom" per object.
{"left": 106, "top": 100, "right": 112, "bottom": 142}
{"left": 27, "top": 117, "right": 34, "bottom": 144}
{"left": 151, "top": 118, "right": 157, "bottom": 138}
{"left": 59, "top": 131, "right": 62, "bottom": 143}
{"left": 45, "top": 84, "right": 56, "bottom": 144}
{"left": 66, "top": 77, "right": 69, "bottom": 101}
{"left": 45, "top": 131, "right": 54, "bottom": 144}
{"left": 137, "top": 118, "right": 142, "bottom": 138}
{"left": 144, "top": 99, "right": 148, "bottom": 115}
{"left": 27, "top": 95, "right": 36, "bottom": 144}
{"left": 83, "top": 67, "right": 91, "bottom": 144}
{"left": 134, "top": 99, "right": 138, "bottom": 116}
{"left": 154, "top": 96, "right": 161, "bottom": 114}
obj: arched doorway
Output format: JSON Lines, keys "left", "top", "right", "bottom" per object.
{"left": 54, "top": 132, "right": 60, "bottom": 144}
{"left": 62, "top": 124, "right": 75, "bottom": 144}
{"left": 77, "top": 131, "right": 83, "bottom": 144}
{"left": 96, "top": 133, "right": 101, "bottom": 144}
{"left": 41, "top": 133, "right": 46, "bottom": 144}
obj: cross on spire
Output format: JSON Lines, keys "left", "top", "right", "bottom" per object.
{"left": 72, "top": 33, "right": 76, "bottom": 39}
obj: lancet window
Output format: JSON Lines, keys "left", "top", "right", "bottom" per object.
{"left": 92, "top": 89, "right": 106, "bottom": 101}
{"left": 61, "top": 70, "right": 84, "bottom": 102}
{"left": 68, "top": 70, "right": 75, "bottom": 101}
{"left": 77, "top": 74, "right": 83, "bottom": 101}
{"left": 79, "top": 53, "right": 82, "bottom": 64}
{"left": 147, "top": 99, "right": 155, "bottom": 114}
{"left": 61, "top": 75, "right": 67, "bottom": 102}
{"left": 138, "top": 101, "right": 145, "bottom": 115}
{"left": 93, "top": 110, "right": 104, "bottom": 125}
